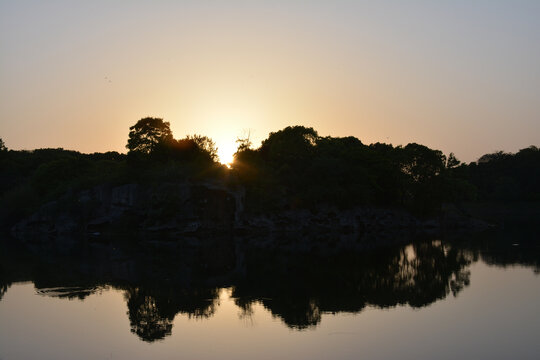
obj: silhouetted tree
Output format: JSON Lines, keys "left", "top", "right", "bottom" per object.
{"left": 235, "top": 132, "right": 253, "bottom": 153}
{"left": 260, "top": 126, "right": 318, "bottom": 164}
{"left": 464, "top": 146, "right": 540, "bottom": 201}
{"left": 126, "top": 117, "right": 173, "bottom": 155}
{"left": 400, "top": 143, "right": 445, "bottom": 183}
{"left": 186, "top": 134, "right": 218, "bottom": 162}
{"left": 397, "top": 143, "right": 447, "bottom": 213}
{"left": 1, "top": 119, "right": 537, "bottom": 231}
{"left": 446, "top": 152, "right": 461, "bottom": 169}
{"left": 477, "top": 150, "right": 509, "bottom": 164}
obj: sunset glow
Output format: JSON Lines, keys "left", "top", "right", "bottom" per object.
{"left": 217, "top": 141, "right": 236, "bottom": 166}
{"left": 0, "top": 1, "right": 539, "bottom": 161}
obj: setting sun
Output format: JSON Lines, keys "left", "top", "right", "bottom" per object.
{"left": 217, "top": 141, "right": 236, "bottom": 166}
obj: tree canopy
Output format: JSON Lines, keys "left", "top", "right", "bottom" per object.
{"left": 186, "top": 135, "right": 218, "bottom": 162}
{"left": 125, "top": 118, "right": 219, "bottom": 165}
{"left": 0, "top": 121, "right": 538, "bottom": 230}
{"left": 126, "top": 117, "right": 173, "bottom": 154}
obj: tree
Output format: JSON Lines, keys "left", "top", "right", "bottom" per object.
{"left": 260, "top": 126, "right": 318, "bottom": 163}
{"left": 235, "top": 131, "right": 253, "bottom": 153}
{"left": 186, "top": 134, "right": 218, "bottom": 162}
{"left": 0, "top": 138, "right": 6, "bottom": 152}
{"left": 477, "top": 151, "right": 509, "bottom": 164}
{"left": 396, "top": 143, "right": 447, "bottom": 213}
{"left": 126, "top": 118, "right": 173, "bottom": 154}
{"left": 446, "top": 152, "right": 461, "bottom": 169}
{"left": 400, "top": 143, "right": 446, "bottom": 183}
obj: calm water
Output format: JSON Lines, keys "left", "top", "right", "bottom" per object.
{"left": 1, "top": 230, "right": 539, "bottom": 360}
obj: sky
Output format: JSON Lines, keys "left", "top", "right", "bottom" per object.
{"left": 1, "top": 0, "right": 539, "bottom": 164}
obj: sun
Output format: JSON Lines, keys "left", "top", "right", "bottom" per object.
{"left": 217, "top": 142, "right": 236, "bottom": 166}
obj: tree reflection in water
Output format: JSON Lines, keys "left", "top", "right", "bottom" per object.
{"left": 0, "top": 282, "right": 8, "bottom": 302}
{"left": 0, "top": 229, "right": 538, "bottom": 341}
{"left": 123, "top": 286, "right": 219, "bottom": 342}
{"left": 231, "top": 240, "right": 474, "bottom": 329}
{"left": 125, "top": 288, "right": 173, "bottom": 341}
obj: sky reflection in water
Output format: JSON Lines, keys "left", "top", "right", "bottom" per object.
{"left": 1, "top": 230, "right": 539, "bottom": 360}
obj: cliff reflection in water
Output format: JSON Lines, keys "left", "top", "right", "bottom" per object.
{"left": 1, "top": 230, "right": 538, "bottom": 342}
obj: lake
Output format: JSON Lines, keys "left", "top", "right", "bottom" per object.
{"left": 1, "top": 230, "right": 539, "bottom": 360}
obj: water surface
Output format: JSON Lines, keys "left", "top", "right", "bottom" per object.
{"left": 1, "top": 230, "right": 539, "bottom": 359}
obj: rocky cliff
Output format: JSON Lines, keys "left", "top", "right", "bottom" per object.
{"left": 10, "top": 180, "right": 490, "bottom": 239}
{"left": 11, "top": 181, "right": 242, "bottom": 236}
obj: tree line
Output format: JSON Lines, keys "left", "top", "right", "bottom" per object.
{"left": 0, "top": 117, "right": 538, "bottom": 227}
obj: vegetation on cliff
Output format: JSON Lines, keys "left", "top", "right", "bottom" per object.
{"left": 0, "top": 119, "right": 539, "bottom": 229}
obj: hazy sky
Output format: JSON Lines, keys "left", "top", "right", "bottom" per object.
{"left": 1, "top": 0, "right": 539, "bottom": 163}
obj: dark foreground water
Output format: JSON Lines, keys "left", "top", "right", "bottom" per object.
{"left": 1, "top": 230, "right": 539, "bottom": 360}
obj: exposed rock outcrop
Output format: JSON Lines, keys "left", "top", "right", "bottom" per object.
{"left": 12, "top": 181, "right": 240, "bottom": 237}
{"left": 10, "top": 181, "right": 491, "bottom": 240}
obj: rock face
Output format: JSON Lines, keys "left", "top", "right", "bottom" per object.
{"left": 12, "top": 181, "right": 241, "bottom": 236}
{"left": 239, "top": 207, "right": 422, "bottom": 234}
{"left": 11, "top": 181, "right": 491, "bottom": 238}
